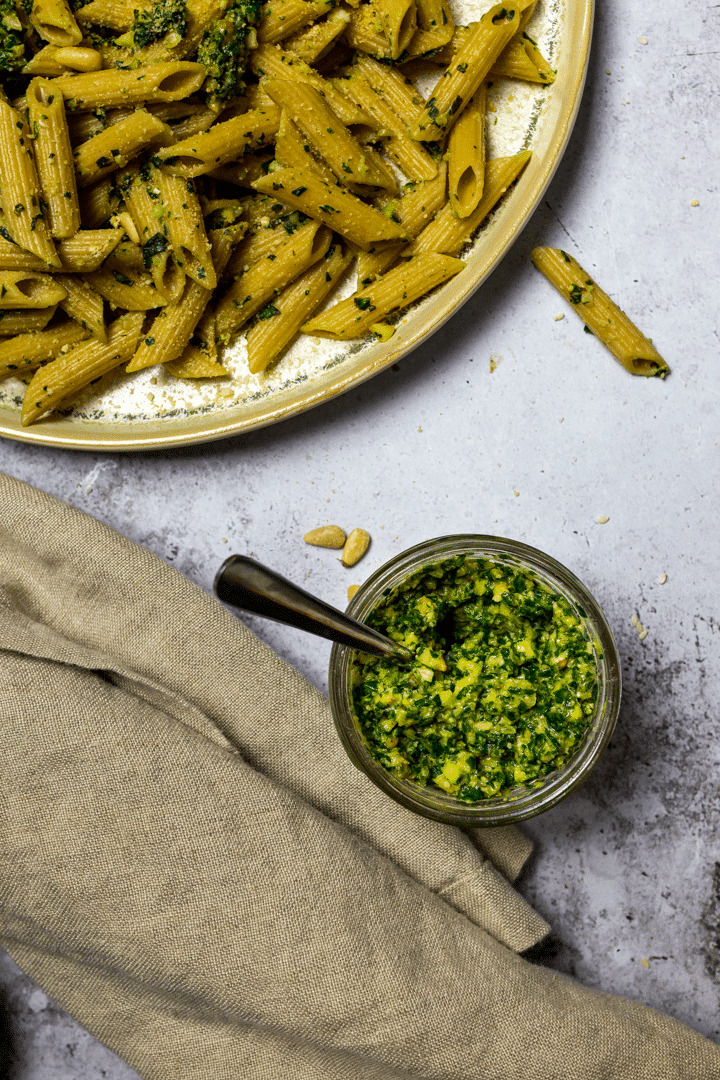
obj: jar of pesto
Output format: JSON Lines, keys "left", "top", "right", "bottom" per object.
{"left": 329, "top": 536, "right": 621, "bottom": 827}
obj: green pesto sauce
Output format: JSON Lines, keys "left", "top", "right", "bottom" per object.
{"left": 351, "top": 555, "right": 600, "bottom": 802}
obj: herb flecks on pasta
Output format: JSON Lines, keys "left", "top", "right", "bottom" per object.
{"left": 0, "top": 0, "right": 553, "bottom": 424}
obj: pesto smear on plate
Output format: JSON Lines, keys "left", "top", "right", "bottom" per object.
{"left": 351, "top": 556, "right": 599, "bottom": 802}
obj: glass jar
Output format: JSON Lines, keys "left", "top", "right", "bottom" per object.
{"left": 329, "top": 535, "right": 621, "bottom": 828}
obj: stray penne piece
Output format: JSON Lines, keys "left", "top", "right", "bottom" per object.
{"left": 26, "top": 78, "right": 80, "bottom": 238}
{"left": 253, "top": 167, "right": 408, "bottom": 251}
{"left": 246, "top": 242, "right": 352, "bottom": 373}
{"left": 531, "top": 247, "right": 670, "bottom": 378}
{"left": 0, "top": 320, "right": 90, "bottom": 380}
{"left": 21, "top": 311, "right": 144, "bottom": 425}
{"left": 0, "top": 271, "right": 67, "bottom": 308}
{"left": 302, "top": 253, "right": 463, "bottom": 338}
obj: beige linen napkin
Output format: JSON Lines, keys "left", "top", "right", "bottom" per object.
{"left": 1, "top": 471, "right": 718, "bottom": 1080}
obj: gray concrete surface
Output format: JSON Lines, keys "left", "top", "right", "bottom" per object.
{"left": 1, "top": 0, "right": 718, "bottom": 1073}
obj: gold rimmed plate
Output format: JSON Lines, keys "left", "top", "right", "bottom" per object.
{"left": 0, "top": 0, "right": 593, "bottom": 451}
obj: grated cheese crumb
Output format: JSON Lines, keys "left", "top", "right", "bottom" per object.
{"left": 690, "top": 199, "right": 699, "bottom": 206}
{"left": 554, "top": 313, "right": 565, "bottom": 321}
{"left": 638, "top": 35, "right": 648, "bottom": 44}
{"left": 658, "top": 573, "right": 667, "bottom": 584}
{"left": 597, "top": 515, "right": 610, "bottom": 524}
{"left": 640, "top": 958, "right": 650, "bottom": 969}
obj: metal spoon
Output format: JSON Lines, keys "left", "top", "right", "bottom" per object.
{"left": 214, "top": 555, "right": 412, "bottom": 662}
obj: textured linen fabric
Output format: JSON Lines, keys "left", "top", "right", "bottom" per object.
{"left": 1, "top": 472, "right": 718, "bottom": 1080}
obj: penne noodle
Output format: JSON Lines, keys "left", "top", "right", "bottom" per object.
{"left": 263, "top": 80, "right": 397, "bottom": 194}
{"left": 258, "top": 0, "right": 334, "bottom": 45}
{"left": 447, "top": 83, "right": 486, "bottom": 218}
{"left": 155, "top": 107, "right": 281, "bottom": 177}
{"left": 0, "top": 271, "right": 67, "bottom": 308}
{"left": 409, "top": 3, "right": 525, "bottom": 141}
{"left": 118, "top": 168, "right": 186, "bottom": 304}
{"left": 251, "top": 45, "right": 374, "bottom": 128}
{"left": 78, "top": 176, "right": 121, "bottom": 227}
{"left": 21, "top": 310, "right": 144, "bottom": 425}
{"left": 165, "top": 312, "right": 227, "bottom": 378}
{"left": 208, "top": 152, "right": 275, "bottom": 188}
{"left": 345, "top": 3, "right": 392, "bottom": 61}
{"left": 28, "top": 0, "right": 82, "bottom": 47}
{"left": 274, "top": 111, "right": 337, "bottom": 184}
{"left": 357, "top": 162, "right": 447, "bottom": 284}
{"left": 246, "top": 242, "right": 352, "bottom": 373}
{"left": 350, "top": 56, "right": 427, "bottom": 130}
{"left": 0, "top": 320, "right": 90, "bottom": 380}
{"left": 23, "top": 44, "right": 102, "bottom": 76}
{"left": 73, "top": 110, "right": 171, "bottom": 187}
{"left": 215, "top": 221, "right": 333, "bottom": 342}
{"left": 85, "top": 267, "right": 166, "bottom": 311}
{"left": 127, "top": 219, "right": 246, "bottom": 371}
{"left": 409, "top": 150, "right": 531, "bottom": 255}
{"left": 151, "top": 169, "right": 216, "bottom": 289}
{"left": 52, "top": 62, "right": 206, "bottom": 111}
{"left": 376, "top": 0, "right": 417, "bottom": 60}
{"left": 74, "top": 0, "right": 134, "bottom": 31}
{"left": 26, "top": 78, "right": 81, "bottom": 238}
{"left": 284, "top": 8, "right": 351, "bottom": 63}
{"left": 341, "top": 73, "right": 438, "bottom": 182}
{"left": 302, "top": 252, "right": 463, "bottom": 338}
{"left": 0, "top": 101, "right": 61, "bottom": 267}
{"left": 56, "top": 273, "right": 106, "bottom": 339}
{"left": 531, "top": 247, "right": 670, "bottom": 378}
{"left": 253, "top": 166, "right": 408, "bottom": 251}
{"left": 490, "top": 32, "right": 556, "bottom": 83}
{"left": 0, "top": 308, "right": 57, "bottom": 335}
{"left": 0, "top": 230, "right": 122, "bottom": 272}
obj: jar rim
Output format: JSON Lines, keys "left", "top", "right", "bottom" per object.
{"left": 329, "top": 534, "right": 622, "bottom": 828}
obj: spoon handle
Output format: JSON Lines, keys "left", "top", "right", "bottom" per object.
{"left": 214, "top": 555, "right": 411, "bottom": 661}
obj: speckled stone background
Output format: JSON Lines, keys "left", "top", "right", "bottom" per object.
{"left": 1, "top": 0, "right": 718, "bottom": 1073}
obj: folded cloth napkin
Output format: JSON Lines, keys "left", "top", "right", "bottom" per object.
{"left": 0, "top": 471, "right": 717, "bottom": 1080}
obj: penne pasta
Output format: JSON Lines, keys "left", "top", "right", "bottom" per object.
{"left": 74, "top": 0, "right": 134, "bottom": 31}
{"left": 246, "top": 242, "right": 352, "bottom": 373}
{"left": 215, "top": 221, "right": 333, "bottom": 341}
{"left": 28, "top": 0, "right": 82, "bottom": 47}
{"left": 26, "top": 78, "right": 80, "bottom": 238}
{"left": 155, "top": 107, "right": 281, "bottom": 177}
{"left": 302, "top": 252, "right": 463, "bottom": 338}
{"left": 258, "top": 0, "right": 334, "bottom": 45}
{"left": 447, "top": 83, "right": 486, "bottom": 218}
{"left": 165, "top": 313, "right": 227, "bottom": 378}
{"left": 409, "top": 3, "right": 525, "bottom": 141}
{"left": 0, "top": 308, "right": 58, "bottom": 335}
{"left": 0, "top": 101, "right": 61, "bottom": 267}
{"left": 251, "top": 45, "right": 374, "bottom": 128}
{"left": 490, "top": 33, "right": 556, "bottom": 83}
{"left": 150, "top": 169, "right": 215, "bottom": 289}
{"left": 0, "top": 230, "right": 122, "bottom": 272}
{"left": 117, "top": 168, "right": 185, "bottom": 304}
{"left": 0, "top": 271, "right": 67, "bottom": 308}
{"left": 349, "top": 56, "right": 427, "bottom": 130}
{"left": 340, "top": 72, "right": 438, "bottom": 183}
{"left": 376, "top": 0, "right": 418, "bottom": 59}
{"left": 263, "top": 80, "right": 397, "bottom": 193}
{"left": 21, "top": 310, "right": 144, "bottom": 425}
{"left": 73, "top": 110, "right": 171, "bottom": 187}
{"left": 52, "top": 62, "right": 206, "bottom": 111}
{"left": 284, "top": 8, "right": 351, "bottom": 63}
{"left": 253, "top": 166, "right": 408, "bottom": 251}
{"left": 126, "top": 219, "right": 246, "bottom": 372}
{"left": 0, "top": 320, "right": 90, "bottom": 380}
{"left": 409, "top": 150, "right": 531, "bottom": 255}
{"left": 357, "top": 162, "right": 447, "bottom": 284}
{"left": 56, "top": 273, "right": 107, "bottom": 339}
{"left": 85, "top": 267, "right": 166, "bottom": 311}
{"left": 531, "top": 247, "right": 670, "bottom": 378}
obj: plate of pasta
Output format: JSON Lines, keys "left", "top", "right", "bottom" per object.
{"left": 0, "top": 0, "right": 592, "bottom": 449}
